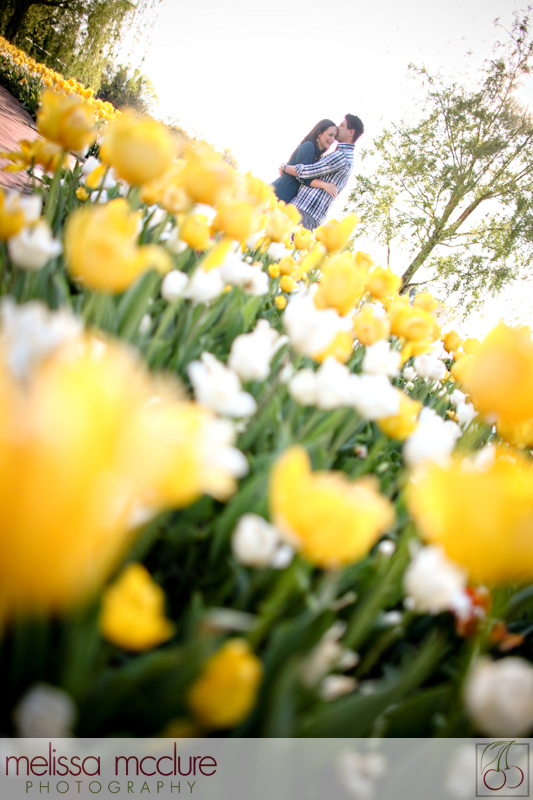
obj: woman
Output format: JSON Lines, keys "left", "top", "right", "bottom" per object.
{"left": 272, "top": 119, "right": 338, "bottom": 203}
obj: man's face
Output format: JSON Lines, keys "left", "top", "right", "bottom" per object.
{"left": 337, "top": 118, "right": 355, "bottom": 143}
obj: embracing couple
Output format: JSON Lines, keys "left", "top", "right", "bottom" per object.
{"left": 272, "top": 114, "right": 364, "bottom": 230}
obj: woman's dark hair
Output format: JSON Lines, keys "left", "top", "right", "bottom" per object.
{"left": 300, "top": 118, "right": 337, "bottom": 148}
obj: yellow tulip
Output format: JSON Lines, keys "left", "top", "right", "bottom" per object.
{"left": 389, "top": 303, "right": 439, "bottom": 342}
{"left": 413, "top": 292, "right": 439, "bottom": 312}
{"left": 0, "top": 337, "right": 154, "bottom": 616}
{"left": 100, "top": 563, "right": 175, "bottom": 651}
{"left": 458, "top": 322, "right": 533, "bottom": 424}
{"left": 264, "top": 202, "right": 301, "bottom": 243}
{"left": 275, "top": 295, "right": 287, "bottom": 310}
{"left": 277, "top": 256, "right": 296, "bottom": 276}
{"left": 496, "top": 416, "right": 533, "bottom": 449}
{"left": 353, "top": 250, "right": 374, "bottom": 275}
{"left": 462, "top": 337, "right": 481, "bottom": 355}
{"left": 378, "top": 391, "right": 422, "bottom": 440}
{"left": 353, "top": 305, "right": 391, "bottom": 345}
{"left": 240, "top": 172, "right": 275, "bottom": 211}
{"left": 180, "top": 143, "right": 236, "bottom": 206}
{"left": 1, "top": 138, "right": 65, "bottom": 174}
{"left": 298, "top": 243, "right": 326, "bottom": 274}
{"left": 37, "top": 90, "right": 96, "bottom": 152}
{"left": 443, "top": 329, "right": 462, "bottom": 354}
{"left": 179, "top": 213, "right": 212, "bottom": 251}
{"left": 141, "top": 162, "right": 190, "bottom": 215}
{"left": 0, "top": 189, "right": 25, "bottom": 240}
{"left": 84, "top": 163, "right": 109, "bottom": 190}
{"left": 366, "top": 266, "right": 402, "bottom": 300}
{"left": 213, "top": 200, "right": 262, "bottom": 242}
{"left": 293, "top": 227, "right": 315, "bottom": 250}
{"left": 280, "top": 275, "right": 298, "bottom": 293}
{"left": 314, "top": 252, "right": 366, "bottom": 316}
{"left": 64, "top": 199, "right": 171, "bottom": 293}
{"left": 408, "top": 451, "right": 533, "bottom": 585}
{"left": 138, "top": 398, "right": 244, "bottom": 507}
{"left": 188, "top": 640, "right": 262, "bottom": 729}
{"left": 100, "top": 110, "right": 176, "bottom": 186}
{"left": 200, "top": 238, "right": 234, "bottom": 271}
{"left": 313, "top": 330, "right": 354, "bottom": 363}
{"left": 314, "top": 213, "right": 359, "bottom": 253}
{"left": 270, "top": 446, "right": 394, "bottom": 568}
{"left": 450, "top": 353, "right": 472, "bottom": 386}
{"left": 400, "top": 339, "right": 435, "bottom": 362}
{"left": 268, "top": 263, "right": 280, "bottom": 279}
{"left": 75, "top": 186, "right": 89, "bottom": 202}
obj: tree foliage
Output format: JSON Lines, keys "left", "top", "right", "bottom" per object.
{"left": 96, "top": 63, "right": 158, "bottom": 114}
{"left": 1, "top": 0, "right": 136, "bottom": 89}
{"left": 347, "top": 12, "right": 533, "bottom": 310}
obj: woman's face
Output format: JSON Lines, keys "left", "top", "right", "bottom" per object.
{"left": 317, "top": 126, "right": 337, "bottom": 151}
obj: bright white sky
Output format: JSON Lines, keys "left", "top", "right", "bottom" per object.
{"left": 123, "top": 0, "right": 533, "bottom": 333}
{"left": 137, "top": 0, "right": 518, "bottom": 179}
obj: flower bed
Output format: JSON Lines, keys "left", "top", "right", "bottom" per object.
{"left": 0, "top": 36, "right": 117, "bottom": 123}
{"left": 1, "top": 89, "right": 533, "bottom": 739}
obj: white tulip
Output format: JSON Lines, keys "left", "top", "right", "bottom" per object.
{"left": 313, "top": 358, "right": 358, "bottom": 409}
{"left": 8, "top": 221, "right": 62, "bottom": 270}
{"left": 184, "top": 267, "right": 225, "bottom": 303}
{"left": 465, "top": 657, "right": 533, "bottom": 736}
{"left": 18, "top": 193, "right": 42, "bottom": 223}
{"left": 187, "top": 352, "right": 257, "bottom": 418}
{"left": 165, "top": 228, "right": 188, "bottom": 255}
{"left": 232, "top": 514, "right": 281, "bottom": 567}
{"left": 320, "top": 675, "right": 357, "bottom": 701}
{"left": 192, "top": 203, "right": 217, "bottom": 223}
{"left": 456, "top": 403, "right": 477, "bottom": 427}
{"left": 450, "top": 389, "right": 466, "bottom": 407}
{"left": 219, "top": 257, "right": 269, "bottom": 296}
{"left": 267, "top": 242, "right": 291, "bottom": 261}
{"left": 0, "top": 298, "right": 83, "bottom": 381}
{"left": 350, "top": 374, "right": 400, "bottom": 420}
{"left": 138, "top": 314, "right": 152, "bottom": 335}
{"left": 161, "top": 270, "right": 189, "bottom": 302}
{"left": 403, "top": 407, "right": 461, "bottom": 468}
{"left": 207, "top": 417, "right": 249, "bottom": 482}
{"left": 403, "top": 545, "right": 467, "bottom": 614}
{"left": 90, "top": 189, "right": 108, "bottom": 204}
{"left": 245, "top": 230, "right": 265, "bottom": 250}
{"left": 283, "top": 293, "right": 352, "bottom": 359}
{"left": 228, "top": 319, "right": 286, "bottom": 382}
{"left": 288, "top": 368, "right": 318, "bottom": 406}
{"left": 13, "top": 684, "right": 77, "bottom": 738}
{"left": 413, "top": 353, "right": 447, "bottom": 381}
{"left": 362, "top": 340, "right": 401, "bottom": 378}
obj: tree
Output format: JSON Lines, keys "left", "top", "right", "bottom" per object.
{"left": 3, "top": 0, "right": 79, "bottom": 42}
{"left": 347, "top": 12, "right": 533, "bottom": 309}
{"left": 2, "top": 0, "right": 139, "bottom": 90}
{"left": 96, "top": 63, "right": 157, "bottom": 113}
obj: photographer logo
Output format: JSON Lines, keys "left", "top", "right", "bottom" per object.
{"left": 476, "top": 741, "right": 529, "bottom": 797}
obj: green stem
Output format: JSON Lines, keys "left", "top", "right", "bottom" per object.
{"left": 344, "top": 527, "right": 413, "bottom": 650}
{"left": 44, "top": 153, "right": 66, "bottom": 225}
{"left": 94, "top": 166, "right": 110, "bottom": 204}
{"left": 145, "top": 299, "right": 184, "bottom": 363}
{"left": 356, "top": 611, "right": 415, "bottom": 678}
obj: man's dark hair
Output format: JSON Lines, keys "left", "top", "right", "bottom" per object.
{"left": 345, "top": 114, "right": 364, "bottom": 143}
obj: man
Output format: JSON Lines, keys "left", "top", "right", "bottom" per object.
{"left": 280, "top": 114, "right": 364, "bottom": 230}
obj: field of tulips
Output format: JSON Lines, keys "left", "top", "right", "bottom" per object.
{"left": 0, "top": 36, "right": 117, "bottom": 123}
{"left": 1, "top": 86, "right": 533, "bottom": 740}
